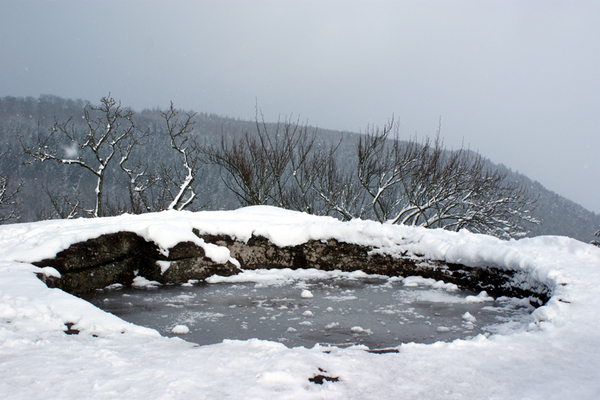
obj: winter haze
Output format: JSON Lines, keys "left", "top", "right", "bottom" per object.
{"left": 1, "top": 0, "right": 598, "bottom": 213}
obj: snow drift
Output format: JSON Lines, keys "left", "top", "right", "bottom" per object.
{"left": 1, "top": 206, "right": 600, "bottom": 399}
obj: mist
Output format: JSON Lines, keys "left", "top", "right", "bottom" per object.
{"left": 1, "top": 0, "right": 598, "bottom": 212}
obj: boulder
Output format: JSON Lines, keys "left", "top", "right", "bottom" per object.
{"left": 33, "top": 232, "right": 240, "bottom": 295}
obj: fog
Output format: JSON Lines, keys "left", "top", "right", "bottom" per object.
{"left": 1, "top": 0, "right": 598, "bottom": 213}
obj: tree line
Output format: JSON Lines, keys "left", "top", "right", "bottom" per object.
{"left": 2, "top": 95, "right": 540, "bottom": 238}
{"left": 203, "top": 113, "right": 538, "bottom": 238}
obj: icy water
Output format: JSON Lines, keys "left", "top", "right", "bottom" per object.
{"left": 83, "top": 275, "right": 535, "bottom": 349}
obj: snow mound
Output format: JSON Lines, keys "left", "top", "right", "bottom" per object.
{"left": 0, "top": 206, "right": 599, "bottom": 399}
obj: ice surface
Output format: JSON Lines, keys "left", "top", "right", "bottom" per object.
{"left": 85, "top": 274, "right": 525, "bottom": 348}
{"left": 1, "top": 206, "right": 600, "bottom": 399}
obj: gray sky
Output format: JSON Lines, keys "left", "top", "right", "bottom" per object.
{"left": 1, "top": 0, "right": 598, "bottom": 213}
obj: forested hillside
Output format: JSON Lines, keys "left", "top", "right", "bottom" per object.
{"left": 1, "top": 95, "right": 598, "bottom": 242}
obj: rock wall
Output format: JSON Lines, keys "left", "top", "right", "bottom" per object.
{"left": 33, "top": 230, "right": 550, "bottom": 304}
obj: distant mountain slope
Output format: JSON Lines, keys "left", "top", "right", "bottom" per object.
{"left": 527, "top": 180, "right": 600, "bottom": 242}
{"left": 489, "top": 163, "right": 600, "bottom": 243}
{"left": 1, "top": 95, "right": 598, "bottom": 243}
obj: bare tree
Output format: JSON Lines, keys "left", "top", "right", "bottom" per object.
{"left": 313, "top": 147, "right": 366, "bottom": 220}
{"left": 204, "top": 111, "right": 329, "bottom": 211}
{"left": 159, "top": 103, "right": 202, "bottom": 211}
{"left": 119, "top": 157, "right": 160, "bottom": 214}
{"left": 281, "top": 120, "right": 344, "bottom": 214}
{"left": 117, "top": 102, "right": 205, "bottom": 212}
{"left": 433, "top": 163, "right": 539, "bottom": 237}
{"left": 356, "top": 117, "right": 423, "bottom": 222}
{"left": 22, "top": 95, "right": 147, "bottom": 217}
{"left": 117, "top": 119, "right": 162, "bottom": 214}
{"left": 0, "top": 153, "right": 22, "bottom": 223}
{"left": 205, "top": 131, "right": 269, "bottom": 206}
{"left": 37, "top": 183, "right": 83, "bottom": 220}
{"left": 355, "top": 118, "right": 538, "bottom": 237}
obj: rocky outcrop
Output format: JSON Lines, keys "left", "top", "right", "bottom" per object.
{"left": 34, "top": 231, "right": 240, "bottom": 295}
{"left": 34, "top": 230, "right": 550, "bottom": 305}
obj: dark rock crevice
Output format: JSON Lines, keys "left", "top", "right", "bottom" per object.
{"left": 33, "top": 230, "right": 550, "bottom": 305}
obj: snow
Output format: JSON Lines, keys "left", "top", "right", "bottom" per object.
{"left": 207, "top": 267, "right": 373, "bottom": 287}
{"left": 462, "top": 312, "right": 476, "bottom": 322}
{"left": 1, "top": 205, "right": 600, "bottom": 399}
{"left": 401, "top": 275, "right": 459, "bottom": 291}
{"left": 171, "top": 325, "right": 190, "bottom": 334}
{"left": 131, "top": 276, "right": 160, "bottom": 288}
{"left": 156, "top": 260, "right": 171, "bottom": 274}
{"left": 464, "top": 291, "right": 495, "bottom": 303}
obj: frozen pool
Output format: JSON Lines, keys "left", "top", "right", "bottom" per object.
{"left": 82, "top": 272, "right": 535, "bottom": 349}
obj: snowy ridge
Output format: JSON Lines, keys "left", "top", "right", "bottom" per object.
{"left": 1, "top": 206, "right": 600, "bottom": 399}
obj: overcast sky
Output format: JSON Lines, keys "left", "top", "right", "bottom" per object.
{"left": 1, "top": 0, "right": 598, "bottom": 213}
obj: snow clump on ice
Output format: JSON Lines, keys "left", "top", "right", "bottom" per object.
{"left": 462, "top": 312, "right": 477, "bottom": 322}
{"left": 131, "top": 276, "right": 161, "bottom": 288}
{"left": 465, "top": 291, "right": 494, "bottom": 303}
{"left": 171, "top": 325, "right": 190, "bottom": 334}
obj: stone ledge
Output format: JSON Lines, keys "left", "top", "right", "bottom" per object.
{"left": 33, "top": 230, "right": 550, "bottom": 305}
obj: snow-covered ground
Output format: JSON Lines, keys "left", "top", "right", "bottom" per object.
{"left": 1, "top": 206, "right": 599, "bottom": 399}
